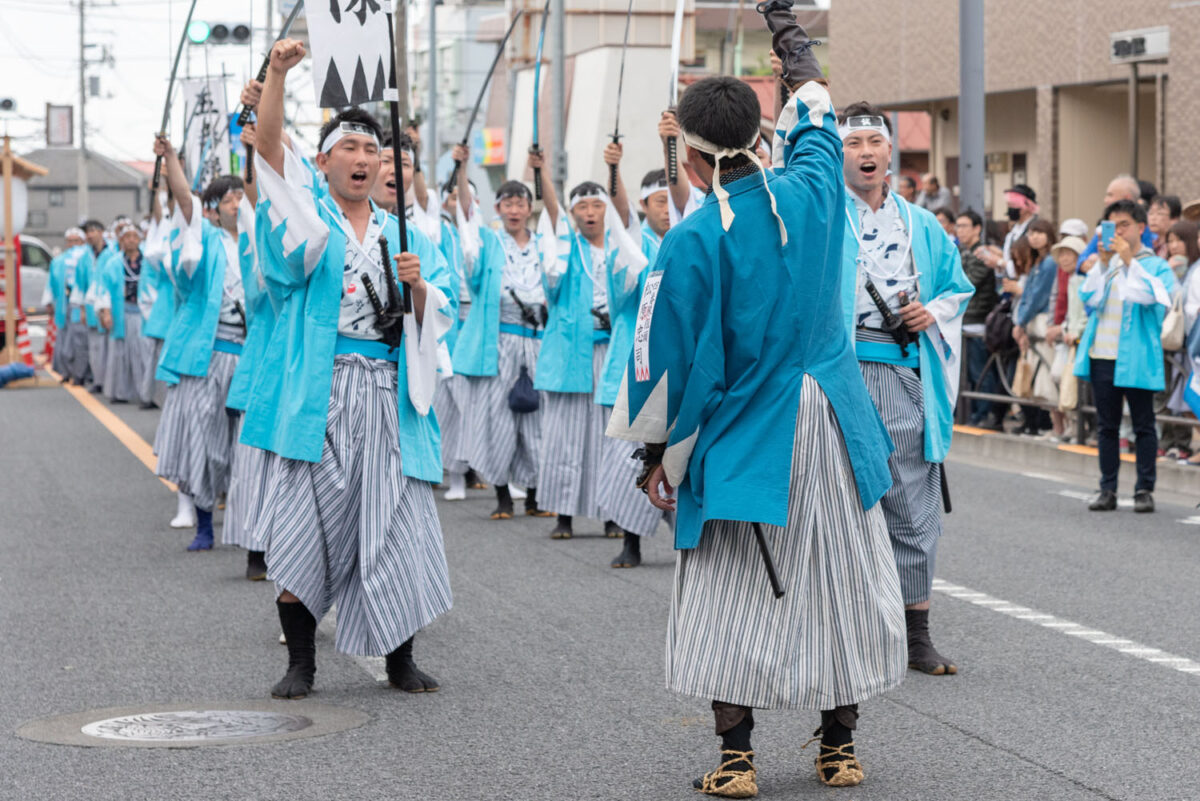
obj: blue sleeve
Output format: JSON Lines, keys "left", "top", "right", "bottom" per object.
{"left": 1077, "top": 234, "right": 1098, "bottom": 271}
{"left": 1015, "top": 257, "right": 1056, "bottom": 326}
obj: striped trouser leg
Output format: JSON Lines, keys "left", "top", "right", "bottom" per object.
{"left": 156, "top": 352, "right": 239, "bottom": 511}
{"left": 596, "top": 407, "right": 663, "bottom": 536}
{"left": 87, "top": 329, "right": 108, "bottom": 388}
{"left": 858, "top": 361, "right": 943, "bottom": 605}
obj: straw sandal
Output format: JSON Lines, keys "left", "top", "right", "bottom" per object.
{"left": 693, "top": 749, "right": 757, "bottom": 798}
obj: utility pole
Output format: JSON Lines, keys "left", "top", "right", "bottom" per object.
{"left": 428, "top": 0, "right": 438, "bottom": 181}
{"left": 77, "top": 0, "right": 88, "bottom": 222}
{"left": 958, "top": 0, "right": 985, "bottom": 217}
{"left": 551, "top": 0, "right": 565, "bottom": 197}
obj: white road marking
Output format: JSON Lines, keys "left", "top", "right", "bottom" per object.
{"left": 932, "top": 578, "right": 1200, "bottom": 677}
{"left": 1022, "top": 471, "right": 1067, "bottom": 483}
{"left": 317, "top": 610, "right": 388, "bottom": 683}
{"left": 1055, "top": 488, "right": 1133, "bottom": 508}
{"left": 1180, "top": 516, "right": 1200, "bottom": 526}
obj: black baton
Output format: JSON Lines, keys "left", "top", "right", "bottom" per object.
{"left": 940, "top": 464, "right": 952, "bottom": 514}
{"left": 751, "top": 522, "right": 785, "bottom": 599}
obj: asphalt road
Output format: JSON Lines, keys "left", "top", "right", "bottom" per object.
{"left": 3, "top": 380, "right": 1200, "bottom": 801}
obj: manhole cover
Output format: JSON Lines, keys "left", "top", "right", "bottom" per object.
{"left": 80, "top": 710, "right": 312, "bottom": 743}
{"left": 16, "top": 701, "right": 368, "bottom": 748}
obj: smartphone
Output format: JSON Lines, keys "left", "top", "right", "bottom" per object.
{"left": 1100, "top": 220, "right": 1116, "bottom": 248}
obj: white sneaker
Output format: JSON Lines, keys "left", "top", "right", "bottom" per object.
{"left": 509, "top": 484, "right": 527, "bottom": 501}
{"left": 279, "top": 631, "right": 287, "bottom": 645}
{"left": 443, "top": 472, "right": 467, "bottom": 501}
{"left": 170, "top": 491, "right": 197, "bottom": 529}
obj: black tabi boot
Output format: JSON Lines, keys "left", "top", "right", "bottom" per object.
{"left": 386, "top": 635, "right": 440, "bottom": 693}
{"left": 610, "top": 532, "right": 642, "bottom": 568}
{"left": 246, "top": 550, "right": 268, "bottom": 581}
{"left": 810, "top": 705, "right": 863, "bottom": 787}
{"left": 524, "top": 487, "right": 553, "bottom": 517}
{"left": 906, "top": 608, "right": 958, "bottom": 675}
{"left": 603, "top": 519, "right": 623, "bottom": 539}
{"left": 694, "top": 702, "right": 757, "bottom": 798}
{"left": 550, "top": 514, "right": 573, "bottom": 540}
{"left": 490, "top": 485, "right": 514, "bottom": 520}
{"left": 464, "top": 467, "right": 487, "bottom": 490}
{"left": 271, "top": 600, "right": 317, "bottom": 699}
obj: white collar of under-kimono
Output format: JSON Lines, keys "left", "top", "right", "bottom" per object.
{"left": 680, "top": 127, "right": 786, "bottom": 246}
{"left": 321, "top": 195, "right": 385, "bottom": 267}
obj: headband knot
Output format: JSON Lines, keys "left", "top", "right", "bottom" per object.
{"left": 680, "top": 127, "right": 786, "bottom": 246}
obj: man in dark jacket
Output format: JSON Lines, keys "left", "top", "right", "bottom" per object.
{"left": 956, "top": 209, "right": 1002, "bottom": 428}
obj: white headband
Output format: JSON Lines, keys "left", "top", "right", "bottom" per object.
{"left": 569, "top": 186, "right": 607, "bottom": 210}
{"left": 680, "top": 127, "right": 787, "bottom": 246}
{"left": 115, "top": 222, "right": 140, "bottom": 240}
{"left": 320, "top": 121, "right": 382, "bottom": 154}
{"left": 640, "top": 180, "right": 669, "bottom": 201}
{"left": 837, "top": 115, "right": 892, "bottom": 144}
{"left": 64, "top": 227, "right": 85, "bottom": 240}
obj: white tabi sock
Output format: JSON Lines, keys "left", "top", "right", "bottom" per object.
{"left": 170, "top": 491, "right": 197, "bottom": 529}
{"left": 444, "top": 472, "right": 467, "bottom": 501}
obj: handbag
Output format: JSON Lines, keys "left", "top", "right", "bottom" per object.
{"left": 1012, "top": 351, "right": 1035, "bottom": 399}
{"left": 1058, "top": 346, "right": 1079, "bottom": 411}
{"left": 985, "top": 296, "right": 1017, "bottom": 354}
{"left": 508, "top": 365, "right": 540, "bottom": 414}
{"left": 1162, "top": 292, "right": 1185, "bottom": 352}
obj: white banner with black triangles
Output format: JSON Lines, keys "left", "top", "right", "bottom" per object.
{"left": 180, "top": 77, "right": 232, "bottom": 192}
{"left": 307, "top": 0, "right": 392, "bottom": 108}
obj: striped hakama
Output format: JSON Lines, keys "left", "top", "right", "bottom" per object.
{"left": 103, "top": 304, "right": 153, "bottom": 404}
{"left": 87, "top": 327, "right": 108, "bottom": 389}
{"left": 62, "top": 314, "right": 90, "bottom": 382}
{"left": 538, "top": 342, "right": 608, "bottom": 518}
{"left": 258, "top": 354, "right": 452, "bottom": 657}
{"left": 858, "top": 361, "right": 943, "bottom": 606}
{"left": 222, "top": 415, "right": 272, "bottom": 551}
{"left": 139, "top": 337, "right": 168, "bottom": 408}
{"left": 153, "top": 350, "right": 239, "bottom": 512}
{"left": 433, "top": 376, "right": 473, "bottom": 475}
{"left": 597, "top": 428, "right": 663, "bottom": 536}
{"left": 466, "top": 307, "right": 544, "bottom": 487}
{"left": 666, "top": 375, "right": 907, "bottom": 710}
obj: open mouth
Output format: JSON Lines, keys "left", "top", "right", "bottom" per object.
{"left": 350, "top": 170, "right": 369, "bottom": 186}
{"left": 859, "top": 161, "right": 878, "bottom": 177}
{"left": 385, "top": 179, "right": 396, "bottom": 191}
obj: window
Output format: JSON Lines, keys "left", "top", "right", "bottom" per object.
{"left": 28, "top": 211, "right": 47, "bottom": 228}
{"left": 48, "top": 190, "right": 64, "bottom": 207}
{"left": 21, "top": 241, "right": 50, "bottom": 269}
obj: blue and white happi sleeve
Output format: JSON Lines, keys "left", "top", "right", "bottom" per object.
{"left": 252, "top": 145, "right": 330, "bottom": 289}
{"left": 1121, "top": 257, "right": 1174, "bottom": 307}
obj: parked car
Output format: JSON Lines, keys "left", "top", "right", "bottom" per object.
{"left": 0, "top": 235, "right": 54, "bottom": 316}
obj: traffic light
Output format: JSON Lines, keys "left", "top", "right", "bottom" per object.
{"left": 187, "top": 22, "right": 251, "bottom": 45}
{"left": 0, "top": 99, "right": 15, "bottom": 112}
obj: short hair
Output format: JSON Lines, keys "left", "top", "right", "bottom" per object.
{"left": 1109, "top": 174, "right": 1140, "bottom": 202}
{"left": 837, "top": 101, "right": 893, "bottom": 135}
{"left": 569, "top": 181, "right": 606, "bottom": 200}
{"left": 898, "top": 175, "right": 916, "bottom": 191}
{"left": 956, "top": 209, "right": 983, "bottom": 228}
{"left": 83, "top": 219, "right": 104, "bottom": 232}
{"left": 934, "top": 207, "right": 955, "bottom": 224}
{"left": 317, "top": 107, "right": 384, "bottom": 153}
{"left": 495, "top": 180, "right": 532, "bottom": 203}
{"left": 641, "top": 168, "right": 667, "bottom": 189}
{"left": 201, "top": 175, "right": 244, "bottom": 210}
{"left": 1150, "top": 194, "right": 1182, "bottom": 219}
{"left": 1138, "top": 179, "right": 1158, "bottom": 205}
{"left": 926, "top": 176, "right": 940, "bottom": 189}
{"left": 1103, "top": 198, "right": 1147, "bottom": 225}
{"left": 676, "top": 76, "right": 760, "bottom": 170}
{"left": 1167, "top": 220, "right": 1200, "bottom": 265}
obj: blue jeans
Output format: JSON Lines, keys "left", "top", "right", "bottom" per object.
{"left": 965, "top": 337, "right": 1002, "bottom": 423}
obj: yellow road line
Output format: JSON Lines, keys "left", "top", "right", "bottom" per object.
{"left": 44, "top": 366, "right": 176, "bottom": 492}
{"left": 956, "top": 424, "right": 1136, "bottom": 463}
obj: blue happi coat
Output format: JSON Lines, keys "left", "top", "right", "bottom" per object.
{"left": 142, "top": 209, "right": 185, "bottom": 342}
{"left": 226, "top": 198, "right": 273, "bottom": 413}
{"left": 47, "top": 245, "right": 85, "bottom": 327}
{"left": 1073, "top": 247, "right": 1176, "bottom": 391}
{"left": 76, "top": 242, "right": 117, "bottom": 329}
{"left": 841, "top": 192, "right": 974, "bottom": 464}
{"left": 607, "top": 81, "right": 894, "bottom": 550}
{"left": 97, "top": 245, "right": 152, "bottom": 339}
{"left": 239, "top": 148, "right": 454, "bottom": 479}
{"left": 157, "top": 208, "right": 235, "bottom": 378}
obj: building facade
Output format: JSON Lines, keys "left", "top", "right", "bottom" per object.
{"left": 829, "top": 0, "right": 1195, "bottom": 225}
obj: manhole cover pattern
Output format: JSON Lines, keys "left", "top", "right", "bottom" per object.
{"left": 80, "top": 710, "right": 312, "bottom": 742}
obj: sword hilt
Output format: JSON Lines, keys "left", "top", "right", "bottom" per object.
{"left": 152, "top": 155, "right": 164, "bottom": 192}
{"left": 237, "top": 56, "right": 271, "bottom": 126}
{"left": 666, "top": 136, "right": 678, "bottom": 185}
{"left": 608, "top": 133, "right": 623, "bottom": 197}
{"left": 530, "top": 144, "right": 544, "bottom": 201}
{"left": 244, "top": 144, "right": 255, "bottom": 184}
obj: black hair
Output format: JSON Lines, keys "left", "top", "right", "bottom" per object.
{"left": 317, "top": 107, "right": 385, "bottom": 152}
{"left": 569, "top": 181, "right": 607, "bottom": 201}
{"left": 934, "top": 206, "right": 955, "bottom": 224}
{"left": 898, "top": 175, "right": 916, "bottom": 191}
{"left": 1150, "top": 194, "right": 1182, "bottom": 219}
{"left": 1104, "top": 198, "right": 1148, "bottom": 225}
{"left": 837, "top": 101, "right": 893, "bottom": 135}
{"left": 676, "top": 76, "right": 760, "bottom": 171}
{"left": 495, "top": 180, "right": 532, "bottom": 203}
{"left": 641, "top": 168, "right": 667, "bottom": 189}
{"left": 956, "top": 209, "right": 983, "bottom": 228}
{"left": 83, "top": 219, "right": 104, "bottom": 232}
{"left": 201, "top": 175, "right": 245, "bottom": 210}
{"left": 1137, "top": 179, "right": 1158, "bottom": 206}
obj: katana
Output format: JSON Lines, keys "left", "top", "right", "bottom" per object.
{"left": 666, "top": 0, "right": 687, "bottom": 185}
{"left": 446, "top": 10, "right": 524, "bottom": 191}
{"left": 385, "top": 0, "right": 413, "bottom": 313}
{"left": 608, "top": 0, "right": 635, "bottom": 198}
{"left": 751, "top": 522, "right": 785, "bottom": 599}
{"left": 237, "top": 0, "right": 306, "bottom": 184}
{"left": 530, "top": 0, "right": 551, "bottom": 200}
{"left": 152, "top": 0, "right": 201, "bottom": 191}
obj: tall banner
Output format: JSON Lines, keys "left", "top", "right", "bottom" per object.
{"left": 180, "top": 77, "right": 232, "bottom": 192}
{"left": 307, "top": 0, "right": 392, "bottom": 108}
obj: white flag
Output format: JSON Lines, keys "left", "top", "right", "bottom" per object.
{"left": 180, "top": 77, "right": 232, "bottom": 192}
{"left": 307, "top": 0, "right": 392, "bottom": 108}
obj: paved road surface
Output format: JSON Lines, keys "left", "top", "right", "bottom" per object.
{"left": 3, "top": 380, "right": 1199, "bottom": 800}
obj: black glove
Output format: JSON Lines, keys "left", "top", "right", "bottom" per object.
{"left": 756, "top": 0, "right": 824, "bottom": 89}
